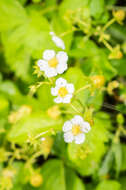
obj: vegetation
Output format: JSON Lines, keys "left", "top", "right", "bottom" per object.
{"left": 0, "top": 0, "right": 126, "bottom": 189}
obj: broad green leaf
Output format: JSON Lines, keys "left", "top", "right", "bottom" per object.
{"left": 90, "top": 0, "right": 104, "bottom": 19}
{"left": 17, "top": 0, "right": 27, "bottom": 5}
{"left": 52, "top": 132, "right": 68, "bottom": 159}
{"left": 96, "top": 180, "right": 121, "bottom": 190}
{"left": 119, "top": 177, "right": 126, "bottom": 190}
{"left": 70, "top": 39, "right": 117, "bottom": 80}
{"left": 98, "top": 148, "right": 114, "bottom": 177}
{"left": 40, "top": 159, "right": 85, "bottom": 190}
{"left": 109, "top": 24, "right": 126, "bottom": 42}
{"left": 1, "top": 31, "right": 31, "bottom": 81}
{"left": 0, "top": 95, "right": 9, "bottom": 116}
{"left": 112, "top": 142, "right": 122, "bottom": 176}
{"left": 37, "top": 84, "right": 54, "bottom": 111}
{"left": 51, "top": 12, "right": 73, "bottom": 51}
{"left": 59, "top": 0, "right": 90, "bottom": 16}
{"left": 65, "top": 167, "right": 85, "bottom": 190}
{"left": 40, "top": 159, "right": 66, "bottom": 190}
{"left": 0, "top": 80, "right": 42, "bottom": 111}
{"left": 1, "top": 4, "right": 52, "bottom": 81}
{"left": 0, "top": 0, "right": 27, "bottom": 31}
{"left": 111, "top": 57, "right": 126, "bottom": 76}
{"left": 106, "top": 0, "right": 117, "bottom": 6}
{"left": 8, "top": 113, "right": 63, "bottom": 143}
{"left": 120, "top": 144, "right": 126, "bottom": 171}
{"left": 63, "top": 67, "right": 90, "bottom": 108}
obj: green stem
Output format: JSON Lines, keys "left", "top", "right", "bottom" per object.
{"left": 69, "top": 103, "right": 82, "bottom": 114}
{"left": 75, "top": 84, "right": 91, "bottom": 95}
{"left": 35, "top": 129, "right": 53, "bottom": 139}
{"left": 40, "top": 5, "right": 57, "bottom": 15}
{"left": 102, "top": 39, "right": 113, "bottom": 52}
{"left": 102, "top": 18, "right": 116, "bottom": 32}
{"left": 59, "top": 27, "right": 78, "bottom": 37}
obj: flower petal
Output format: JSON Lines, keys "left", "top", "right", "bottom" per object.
{"left": 64, "top": 131, "right": 74, "bottom": 143}
{"left": 71, "top": 115, "right": 84, "bottom": 125}
{"left": 66, "top": 83, "right": 74, "bottom": 94}
{"left": 62, "top": 94, "right": 72, "bottom": 103}
{"left": 54, "top": 96, "right": 63, "bottom": 103}
{"left": 56, "top": 77, "right": 67, "bottom": 87}
{"left": 51, "top": 87, "right": 58, "bottom": 96}
{"left": 44, "top": 67, "right": 57, "bottom": 78}
{"left": 56, "top": 51, "right": 68, "bottom": 63}
{"left": 52, "top": 36, "right": 65, "bottom": 50}
{"left": 49, "top": 31, "right": 55, "bottom": 36}
{"left": 37, "top": 59, "right": 48, "bottom": 71}
{"left": 43, "top": 50, "right": 55, "bottom": 61}
{"left": 63, "top": 121, "right": 72, "bottom": 132}
{"left": 56, "top": 63, "right": 67, "bottom": 74}
{"left": 81, "top": 122, "right": 91, "bottom": 133}
{"left": 74, "top": 133, "right": 85, "bottom": 144}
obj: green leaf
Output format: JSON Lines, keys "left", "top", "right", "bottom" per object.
{"left": 1, "top": 2, "right": 52, "bottom": 81}
{"left": 65, "top": 167, "right": 85, "bottom": 190}
{"left": 98, "top": 148, "right": 114, "bottom": 177}
{"left": 70, "top": 39, "right": 117, "bottom": 80}
{"left": 109, "top": 24, "right": 126, "bottom": 42}
{"left": 52, "top": 132, "right": 67, "bottom": 159}
{"left": 0, "top": 80, "right": 42, "bottom": 111}
{"left": 90, "top": 0, "right": 104, "bottom": 19}
{"left": 37, "top": 84, "right": 54, "bottom": 111}
{"left": 120, "top": 144, "right": 126, "bottom": 171}
{"left": 0, "top": 95, "right": 9, "bottom": 117}
{"left": 63, "top": 67, "right": 90, "bottom": 107}
{"left": 59, "top": 0, "right": 90, "bottom": 16}
{"left": 96, "top": 180, "right": 121, "bottom": 190}
{"left": 8, "top": 113, "right": 63, "bottom": 144}
{"left": 111, "top": 57, "right": 126, "bottom": 76}
{"left": 40, "top": 159, "right": 85, "bottom": 190}
{"left": 0, "top": 0, "right": 27, "bottom": 31}
{"left": 51, "top": 12, "right": 73, "bottom": 51}
{"left": 112, "top": 142, "right": 122, "bottom": 176}
{"left": 119, "top": 177, "right": 126, "bottom": 190}
{"left": 40, "top": 159, "right": 66, "bottom": 190}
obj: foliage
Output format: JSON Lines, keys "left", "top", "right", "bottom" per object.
{"left": 0, "top": 0, "right": 126, "bottom": 189}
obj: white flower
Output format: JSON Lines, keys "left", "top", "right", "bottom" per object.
{"left": 50, "top": 31, "right": 65, "bottom": 50}
{"left": 63, "top": 115, "right": 91, "bottom": 144}
{"left": 51, "top": 77, "right": 74, "bottom": 104}
{"left": 37, "top": 50, "right": 68, "bottom": 78}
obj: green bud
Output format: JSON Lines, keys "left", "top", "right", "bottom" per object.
{"left": 117, "top": 113, "right": 124, "bottom": 125}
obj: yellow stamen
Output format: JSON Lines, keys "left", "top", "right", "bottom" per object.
{"left": 48, "top": 57, "right": 58, "bottom": 68}
{"left": 58, "top": 87, "right": 68, "bottom": 98}
{"left": 72, "top": 125, "right": 81, "bottom": 136}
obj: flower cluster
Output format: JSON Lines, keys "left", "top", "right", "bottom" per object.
{"left": 37, "top": 32, "right": 91, "bottom": 144}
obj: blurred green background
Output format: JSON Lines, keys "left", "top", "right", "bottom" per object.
{"left": 0, "top": 0, "right": 126, "bottom": 189}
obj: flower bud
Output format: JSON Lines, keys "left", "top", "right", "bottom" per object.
{"left": 91, "top": 75, "right": 105, "bottom": 88}
{"left": 30, "top": 173, "right": 43, "bottom": 187}
{"left": 117, "top": 113, "right": 124, "bottom": 125}
{"left": 47, "top": 105, "right": 61, "bottom": 119}
{"left": 113, "top": 10, "right": 125, "bottom": 24}
{"left": 109, "top": 45, "right": 123, "bottom": 59}
{"left": 107, "top": 80, "right": 119, "bottom": 95}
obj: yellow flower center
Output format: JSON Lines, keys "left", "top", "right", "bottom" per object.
{"left": 72, "top": 125, "right": 81, "bottom": 136}
{"left": 58, "top": 87, "right": 68, "bottom": 98}
{"left": 48, "top": 57, "right": 58, "bottom": 68}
